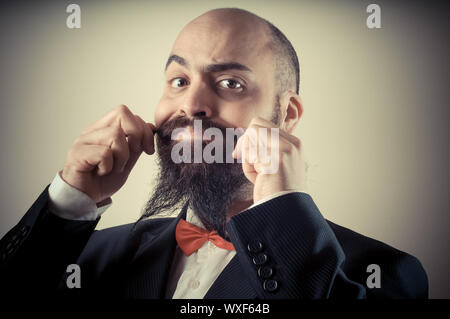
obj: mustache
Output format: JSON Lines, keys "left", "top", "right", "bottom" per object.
{"left": 155, "top": 116, "right": 230, "bottom": 145}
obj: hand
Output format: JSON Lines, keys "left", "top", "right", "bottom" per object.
{"left": 61, "top": 105, "right": 156, "bottom": 203}
{"left": 232, "top": 117, "right": 307, "bottom": 203}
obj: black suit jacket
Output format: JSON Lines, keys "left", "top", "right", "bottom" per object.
{"left": 0, "top": 187, "right": 428, "bottom": 299}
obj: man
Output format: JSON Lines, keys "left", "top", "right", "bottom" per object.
{"left": 0, "top": 8, "right": 427, "bottom": 299}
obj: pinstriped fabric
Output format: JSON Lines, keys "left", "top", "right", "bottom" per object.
{"left": 123, "top": 211, "right": 185, "bottom": 298}
{"left": 226, "top": 192, "right": 366, "bottom": 299}
{"left": 204, "top": 255, "right": 257, "bottom": 299}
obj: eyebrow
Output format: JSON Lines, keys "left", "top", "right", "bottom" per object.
{"left": 165, "top": 54, "right": 252, "bottom": 73}
{"left": 205, "top": 62, "right": 251, "bottom": 73}
{"left": 165, "top": 54, "right": 188, "bottom": 70}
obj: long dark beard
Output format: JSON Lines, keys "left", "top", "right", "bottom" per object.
{"left": 136, "top": 116, "right": 249, "bottom": 238}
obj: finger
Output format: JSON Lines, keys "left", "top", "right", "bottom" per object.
{"left": 233, "top": 118, "right": 271, "bottom": 159}
{"left": 82, "top": 105, "right": 144, "bottom": 153}
{"left": 233, "top": 126, "right": 259, "bottom": 160}
{"left": 248, "top": 116, "right": 277, "bottom": 129}
{"left": 146, "top": 123, "right": 156, "bottom": 154}
{"left": 135, "top": 115, "right": 155, "bottom": 155}
{"left": 72, "top": 144, "right": 114, "bottom": 176}
{"left": 278, "top": 129, "right": 301, "bottom": 148}
{"left": 241, "top": 135, "right": 258, "bottom": 183}
{"left": 247, "top": 122, "right": 300, "bottom": 150}
{"left": 148, "top": 122, "right": 157, "bottom": 133}
{"left": 126, "top": 113, "right": 144, "bottom": 154}
{"left": 82, "top": 105, "right": 132, "bottom": 134}
{"left": 76, "top": 126, "right": 130, "bottom": 173}
{"left": 232, "top": 134, "right": 243, "bottom": 159}
{"left": 118, "top": 110, "right": 143, "bottom": 154}
{"left": 147, "top": 122, "right": 157, "bottom": 154}
{"left": 247, "top": 131, "right": 259, "bottom": 164}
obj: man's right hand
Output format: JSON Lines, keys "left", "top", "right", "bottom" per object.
{"left": 61, "top": 105, "right": 156, "bottom": 204}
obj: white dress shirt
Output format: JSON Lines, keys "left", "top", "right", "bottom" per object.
{"left": 48, "top": 172, "right": 304, "bottom": 298}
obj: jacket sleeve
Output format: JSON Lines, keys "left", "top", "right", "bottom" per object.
{"left": 0, "top": 186, "right": 100, "bottom": 297}
{"left": 393, "top": 254, "right": 428, "bottom": 299}
{"left": 226, "top": 192, "right": 366, "bottom": 299}
{"left": 362, "top": 252, "right": 429, "bottom": 299}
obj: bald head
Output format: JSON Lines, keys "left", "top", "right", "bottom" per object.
{"left": 174, "top": 8, "right": 300, "bottom": 95}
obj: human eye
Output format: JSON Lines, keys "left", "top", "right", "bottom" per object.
{"left": 169, "top": 77, "right": 189, "bottom": 88}
{"left": 217, "top": 79, "right": 245, "bottom": 91}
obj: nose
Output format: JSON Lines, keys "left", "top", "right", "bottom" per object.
{"left": 178, "top": 80, "right": 213, "bottom": 119}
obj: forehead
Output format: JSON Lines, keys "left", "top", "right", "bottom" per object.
{"left": 168, "top": 19, "right": 274, "bottom": 72}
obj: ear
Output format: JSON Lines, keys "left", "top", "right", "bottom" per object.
{"left": 280, "top": 91, "right": 303, "bottom": 134}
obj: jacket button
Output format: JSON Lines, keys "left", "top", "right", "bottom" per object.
{"left": 252, "top": 253, "right": 268, "bottom": 266}
{"left": 11, "top": 238, "right": 21, "bottom": 247}
{"left": 258, "top": 266, "right": 273, "bottom": 279}
{"left": 5, "top": 241, "right": 14, "bottom": 251}
{"left": 5, "top": 243, "right": 15, "bottom": 256}
{"left": 263, "top": 279, "right": 278, "bottom": 293}
{"left": 247, "top": 241, "right": 263, "bottom": 253}
{"left": 19, "top": 225, "right": 29, "bottom": 237}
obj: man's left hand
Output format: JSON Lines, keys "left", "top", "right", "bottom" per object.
{"left": 232, "top": 117, "right": 308, "bottom": 203}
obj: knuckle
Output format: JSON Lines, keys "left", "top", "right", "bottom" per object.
{"left": 100, "top": 147, "right": 112, "bottom": 159}
{"left": 110, "top": 126, "right": 124, "bottom": 139}
{"left": 292, "top": 136, "right": 302, "bottom": 148}
{"left": 61, "top": 165, "right": 77, "bottom": 180}
{"left": 73, "top": 135, "right": 83, "bottom": 146}
{"left": 249, "top": 117, "right": 261, "bottom": 126}
{"left": 65, "top": 148, "right": 77, "bottom": 162}
{"left": 251, "top": 116, "right": 268, "bottom": 127}
{"left": 134, "top": 114, "right": 144, "bottom": 124}
{"left": 284, "top": 143, "right": 294, "bottom": 153}
{"left": 68, "top": 143, "right": 82, "bottom": 156}
{"left": 115, "top": 104, "right": 130, "bottom": 115}
{"left": 148, "top": 122, "right": 157, "bottom": 132}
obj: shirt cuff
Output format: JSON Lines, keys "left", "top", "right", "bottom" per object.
{"left": 48, "top": 171, "right": 112, "bottom": 221}
{"left": 248, "top": 190, "right": 309, "bottom": 209}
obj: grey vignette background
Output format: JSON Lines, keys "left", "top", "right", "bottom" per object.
{"left": 0, "top": 0, "right": 449, "bottom": 298}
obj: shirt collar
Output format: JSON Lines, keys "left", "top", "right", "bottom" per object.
{"left": 185, "top": 206, "right": 206, "bottom": 229}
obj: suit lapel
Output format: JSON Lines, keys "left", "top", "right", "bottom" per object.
{"left": 122, "top": 205, "right": 187, "bottom": 299}
{"left": 204, "top": 254, "right": 257, "bottom": 299}
{"left": 121, "top": 204, "right": 257, "bottom": 299}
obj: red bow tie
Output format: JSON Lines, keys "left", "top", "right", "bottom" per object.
{"left": 175, "top": 219, "right": 235, "bottom": 256}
